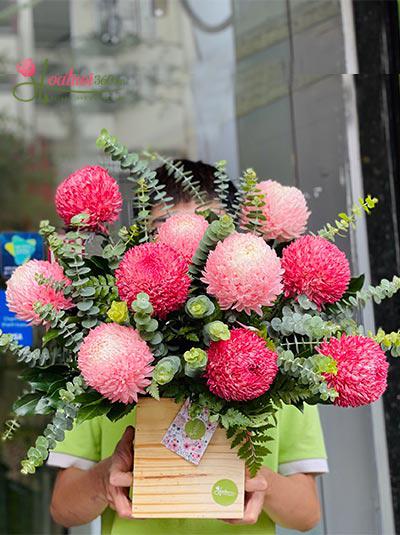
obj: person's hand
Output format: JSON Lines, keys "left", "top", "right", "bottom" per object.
{"left": 103, "top": 426, "right": 134, "bottom": 519}
{"left": 223, "top": 469, "right": 268, "bottom": 525}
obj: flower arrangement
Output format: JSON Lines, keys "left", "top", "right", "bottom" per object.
{"left": 2, "top": 129, "right": 399, "bottom": 478}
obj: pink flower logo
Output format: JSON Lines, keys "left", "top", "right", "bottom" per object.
{"left": 16, "top": 58, "right": 36, "bottom": 77}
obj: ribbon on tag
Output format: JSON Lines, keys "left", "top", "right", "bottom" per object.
{"left": 161, "top": 399, "right": 218, "bottom": 465}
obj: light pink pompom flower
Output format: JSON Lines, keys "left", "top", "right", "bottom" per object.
{"left": 251, "top": 180, "right": 310, "bottom": 242}
{"left": 156, "top": 213, "right": 209, "bottom": 262}
{"left": 206, "top": 328, "right": 278, "bottom": 401}
{"left": 202, "top": 232, "right": 283, "bottom": 315}
{"left": 78, "top": 323, "right": 154, "bottom": 404}
{"left": 115, "top": 242, "right": 191, "bottom": 319}
{"left": 281, "top": 235, "right": 351, "bottom": 307}
{"left": 6, "top": 259, "right": 73, "bottom": 325}
{"left": 317, "top": 335, "right": 389, "bottom": 407}
{"left": 55, "top": 165, "right": 122, "bottom": 229}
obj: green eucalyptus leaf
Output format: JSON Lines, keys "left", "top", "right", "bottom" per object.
{"left": 77, "top": 300, "right": 94, "bottom": 311}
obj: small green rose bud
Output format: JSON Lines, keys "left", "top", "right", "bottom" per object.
{"left": 185, "top": 295, "right": 215, "bottom": 319}
{"left": 107, "top": 301, "right": 129, "bottom": 324}
{"left": 183, "top": 347, "right": 207, "bottom": 368}
{"left": 204, "top": 321, "right": 230, "bottom": 342}
{"left": 153, "top": 356, "right": 181, "bottom": 385}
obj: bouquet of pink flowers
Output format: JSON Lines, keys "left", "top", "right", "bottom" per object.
{"left": 2, "top": 129, "right": 399, "bottom": 478}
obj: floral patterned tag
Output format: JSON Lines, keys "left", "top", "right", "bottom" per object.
{"left": 161, "top": 399, "right": 218, "bottom": 465}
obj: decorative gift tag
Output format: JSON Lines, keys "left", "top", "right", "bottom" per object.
{"left": 161, "top": 399, "right": 218, "bottom": 465}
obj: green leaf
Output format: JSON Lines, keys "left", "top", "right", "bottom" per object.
{"left": 42, "top": 329, "right": 61, "bottom": 346}
{"left": 77, "top": 300, "right": 94, "bottom": 312}
{"left": 13, "top": 393, "right": 43, "bottom": 416}
{"left": 107, "top": 403, "right": 135, "bottom": 422}
{"left": 19, "top": 367, "right": 69, "bottom": 393}
{"left": 75, "top": 401, "right": 111, "bottom": 424}
{"left": 80, "top": 286, "right": 96, "bottom": 297}
{"left": 74, "top": 390, "right": 104, "bottom": 406}
{"left": 82, "top": 318, "right": 98, "bottom": 329}
{"left": 347, "top": 274, "right": 365, "bottom": 294}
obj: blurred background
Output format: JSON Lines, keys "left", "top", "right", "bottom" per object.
{"left": 0, "top": 0, "right": 399, "bottom": 534}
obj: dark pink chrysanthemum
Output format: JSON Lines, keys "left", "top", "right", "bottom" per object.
{"left": 55, "top": 165, "right": 122, "bottom": 229}
{"left": 205, "top": 328, "right": 278, "bottom": 401}
{"left": 78, "top": 323, "right": 154, "bottom": 404}
{"left": 317, "top": 335, "right": 388, "bottom": 407}
{"left": 281, "top": 235, "right": 351, "bottom": 307}
{"left": 255, "top": 180, "right": 310, "bottom": 242}
{"left": 6, "top": 259, "right": 73, "bottom": 325}
{"left": 156, "top": 213, "right": 209, "bottom": 262}
{"left": 202, "top": 232, "right": 283, "bottom": 315}
{"left": 115, "top": 242, "right": 190, "bottom": 319}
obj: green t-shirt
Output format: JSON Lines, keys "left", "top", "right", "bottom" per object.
{"left": 48, "top": 404, "right": 327, "bottom": 535}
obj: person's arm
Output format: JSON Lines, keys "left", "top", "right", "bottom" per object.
{"left": 50, "top": 427, "right": 134, "bottom": 527}
{"left": 225, "top": 468, "right": 320, "bottom": 531}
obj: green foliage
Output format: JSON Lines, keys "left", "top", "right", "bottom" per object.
{"left": 277, "top": 349, "right": 338, "bottom": 402}
{"left": 236, "top": 168, "right": 266, "bottom": 234}
{"left": 153, "top": 356, "right": 182, "bottom": 385}
{"left": 149, "top": 152, "right": 208, "bottom": 206}
{"left": 96, "top": 129, "right": 174, "bottom": 235}
{"left": 203, "top": 321, "right": 231, "bottom": 342}
{"left": 192, "top": 392, "right": 277, "bottom": 477}
{"left": 183, "top": 348, "right": 207, "bottom": 377}
{"left": 2, "top": 418, "right": 20, "bottom": 441}
{"left": 372, "top": 328, "right": 400, "bottom": 357}
{"left": 269, "top": 302, "right": 340, "bottom": 340}
{"left": 189, "top": 214, "right": 235, "bottom": 281}
{"left": 0, "top": 330, "right": 64, "bottom": 367}
{"left": 20, "top": 376, "right": 85, "bottom": 474}
{"left": 318, "top": 195, "right": 378, "bottom": 241}
{"left": 131, "top": 293, "right": 167, "bottom": 357}
{"left": 185, "top": 295, "right": 215, "bottom": 319}
{"left": 146, "top": 380, "right": 160, "bottom": 400}
{"left": 333, "top": 275, "right": 400, "bottom": 313}
{"left": 213, "top": 160, "right": 232, "bottom": 214}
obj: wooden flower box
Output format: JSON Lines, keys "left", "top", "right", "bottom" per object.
{"left": 132, "top": 397, "right": 245, "bottom": 519}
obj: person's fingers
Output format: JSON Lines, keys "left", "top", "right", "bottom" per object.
{"left": 109, "top": 470, "right": 132, "bottom": 487}
{"left": 116, "top": 426, "right": 135, "bottom": 454}
{"left": 243, "top": 490, "right": 265, "bottom": 524}
{"left": 110, "top": 426, "right": 135, "bottom": 479}
{"left": 109, "top": 485, "right": 132, "bottom": 519}
{"left": 245, "top": 474, "right": 268, "bottom": 493}
{"left": 225, "top": 490, "right": 265, "bottom": 525}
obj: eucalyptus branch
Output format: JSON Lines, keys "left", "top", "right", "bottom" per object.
{"left": 150, "top": 152, "right": 208, "bottom": 206}
{"left": 318, "top": 195, "right": 378, "bottom": 241}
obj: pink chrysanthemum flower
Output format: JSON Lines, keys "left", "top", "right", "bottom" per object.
{"left": 156, "top": 213, "right": 209, "bottom": 262}
{"left": 78, "top": 323, "right": 154, "bottom": 404}
{"left": 281, "top": 235, "right": 351, "bottom": 307}
{"left": 115, "top": 242, "right": 190, "bottom": 319}
{"left": 247, "top": 180, "right": 310, "bottom": 242}
{"left": 55, "top": 165, "right": 122, "bottom": 229}
{"left": 317, "top": 335, "right": 388, "bottom": 407}
{"left": 202, "top": 232, "right": 283, "bottom": 315}
{"left": 206, "top": 328, "right": 278, "bottom": 401}
{"left": 6, "top": 259, "right": 73, "bottom": 325}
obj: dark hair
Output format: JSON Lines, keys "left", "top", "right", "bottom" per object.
{"left": 155, "top": 159, "right": 236, "bottom": 204}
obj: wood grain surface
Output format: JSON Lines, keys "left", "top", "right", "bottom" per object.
{"left": 132, "top": 398, "right": 245, "bottom": 518}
